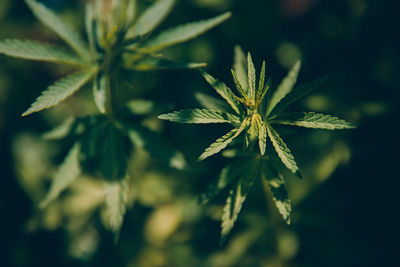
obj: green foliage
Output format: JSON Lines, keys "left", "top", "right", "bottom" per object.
{"left": 160, "top": 46, "right": 355, "bottom": 239}
{"left": 0, "top": 0, "right": 231, "bottom": 236}
{"left": 39, "top": 143, "right": 81, "bottom": 208}
{"left": 0, "top": 39, "right": 86, "bottom": 65}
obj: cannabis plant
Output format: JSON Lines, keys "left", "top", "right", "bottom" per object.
{"left": 159, "top": 46, "right": 355, "bottom": 239}
{"left": 0, "top": 0, "right": 230, "bottom": 235}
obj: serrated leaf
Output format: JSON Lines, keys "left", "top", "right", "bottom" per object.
{"left": 103, "top": 176, "right": 129, "bottom": 239}
{"left": 141, "top": 12, "right": 231, "bottom": 51}
{"left": 258, "top": 121, "right": 266, "bottom": 155}
{"left": 0, "top": 39, "right": 86, "bottom": 65}
{"left": 22, "top": 68, "right": 95, "bottom": 116}
{"left": 39, "top": 143, "right": 81, "bottom": 208}
{"left": 25, "top": 0, "right": 90, "bottom": 61}
{"left": 129, "top": 56, "right": 206, "bottom": 70}
{"left": 266, "top": 60, "right": 301, "bottom": 116}
{"left": 221, "top": 160, "right": 257, "bottom": 241}
{"left": 159, "top": 109, "right": 240, "bottom": 124}
{"left": 199, "top": 158, "right": 254, "bottom": 204}
{"left": 126, "top": 0, "right": 174, "bottom": 38}
{"left": 247, "top": 52, "right": 256, "bottom": 100}
{"left": 266, "top": 123, "right": 302, "bottom": 178}
{"left": 198, "top": 119, "right": 248, "bottom": 161}
{"left": 42, "top": 117, "right": 76, "bottom": 140}
{"left": 268, "top": 76, "right": 328, "bottom": 116}
{"left": 93, "top": 73, "right": 107, "bottom": 114}
{"left": 194, "top": 92, "right": 230, "bottom": 112}
{"left": 263, "top": 163, "right": 291, "bottom": 224}
{"left": 233, "top": 45, "right": 248, "bottom": 91}
{"left": 125, "top": 123, "right": 187, "bottom": 170}
{"left": 271, "top": 112, "right": 356, "bottom": 130}
{"left": 231, "top": 69, "right": 249, "bottom": 101}
{"left": 201, "top": 71, "right": 241, "bottom": 115}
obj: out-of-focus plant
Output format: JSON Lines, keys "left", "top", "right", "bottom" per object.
{"left": 159, "top": 46, "right": 355, "bottom": 241}
{"left": 0, "top": 0, "right": 230, "bottom": 236}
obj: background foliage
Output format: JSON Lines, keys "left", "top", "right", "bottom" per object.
{"left": 0, "top": 0, "right": 398, "bottom": 266}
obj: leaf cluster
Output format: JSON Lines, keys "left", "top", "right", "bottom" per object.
{"left": 0, "top": 0, "right": 231, "bottom": 236}
{"left": 159, "top": 46, "right": 355, "bottom": 239}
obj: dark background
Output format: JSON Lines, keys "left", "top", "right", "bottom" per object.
{"left": 1, "top": 0, "right": 399, "bottom": 266}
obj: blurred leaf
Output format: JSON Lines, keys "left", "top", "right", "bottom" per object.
{"left": 199, "top": 157, "right": 254, "bottom": 204}
{"left": 130, "top": 56, "right": 206, "bottom": 70}
{"left": 39, "top": 142, "right": 81, "bottom": 208}
{"left": 201, "top": 71, "right": 241, "bottom": 114}
{"left": 22, "top": 68, "right": 96, "bottom": 116}
{"left": 269, "top": 76, "right": 328, "bottom": 116}
{"left": 126, "top": 0, "right": 175, "bottom": 38}
{"left": 42, "top": 117, "right": 77, "bottom": 140}
{"left": 195, "top": 92, "right": 230, "bottom": 112}
{"left": 233, "top": 45, "right": 248, "bottom": 90}
{"left": 271, "top": 112, "right": 356, "bottom": 130}
{"left": 25, "top": 0, "right": 90, "bottom": 61}
{"left": 93, "top": 73, "right": 107, "bottom": 114}
{"left": 141, "top": 12, "right": 231, "bottom": 51}
{"left": 0, "top": 39, "right": 86, "bottom": 66}
{"left": 263, "top": 163, "right": 291, "bottom": 224}
{"left": 159, "top": 109, "right": 240, "bottom": 124}
{"left": 85, "top": 1, "right": 95, "bottom": 53}
{"left": 100, "top": 124, "right": 130, "bottom": 180}
{"left": 266, "top": 60, "right": 301, "bottom": 116}
{"left": 125, "top": 123, "right": 187, "bottom": 170}
{"left": 266, "top": 123, "right": 302, "bottom": 178}
{"left": 231, "top": 69, "right": 249, "bottom": 101}
{"left": 103, "top": 176, "right": 129, "bottom": 239}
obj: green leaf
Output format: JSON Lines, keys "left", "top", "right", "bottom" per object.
{"left": 25, "top": 0, "right": 90, "bottom": 61}
{"left": 141, "top": 12, "right": 231, "bottom": 51}
{"left": 199, "top": 158, "right": 254, "bottom": 204}
{"left": 93, "top": 73, "right": 107, "bottom": 114}
{"left": 42, "top": 117, "right": 77, "bottom": 140}
{"left": 247, "top": 52, "right": 256, "bottom": 100}
{"left": 268, "top": 76, "right": 328, "bottom": 116}
{"left": 266, "top": 60, "right": 301, "bottom": 116}
{"left": 39, "top": 143, "right": 81, "bottom": 208}
{"left": 258, "top": 121, "right": 267, "bottom": 155}
{"left": 233, "top": 45, "right": 248, "bottom": 91}
{"left": 125, "top": 123, "right": 187, "bottom": 170}
{"left": 263, "top": 163, "right": 291, "bottom": 224}
{"left": 128, "top": 56, "right": 206, "bottom": 71}
{"left": 125, "top": 0, "right": 137, "bottom": 27}
{"left": 266, "top": 123, "right": 302, "bottom": 178}
{"left": 158, "top": 109, "right": 240, "bottom": 124}
{"left": 103, "top": 176, "right": 129, "bottom": 239}
{"left": 0, "top": 39, "right": 86, "bottom": 66}
{"left": 257, "top": 61, "right": 266, "bottom": 98}
{"left": 194, "top": 92, "right": 230, "bottom": 112}
{"left": 100, "top": 124, "right": 129, "bottom": 180}
{"left": 231, "top": 69, "right": 249, "bottom": 101}
{"left": 85, "top": 2, "right": 95, "bottom": 53}
{"left": 221, "top": 160, "right": 258, "bottom": 241}
{"left": 271, "top": 112, "right": 356, "bottom": 130}
{"left": 124, "top": 99, "right": 156, "bottom": 115}
{"left": 198, "top": 119, "right": 248, "bottom": 161}
{"left": 201, "top": 71, "right": 241, "bottom": 115}
{"left": 126, "top": 0, "right": 175, "bottom": 38}
{"left": 22, "top": 68, "right": 96, "bottom": 116}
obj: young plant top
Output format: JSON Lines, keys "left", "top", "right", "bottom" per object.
{"left": 0, "top": 0, "right": 230, "bottom": 236}
{"left": 159, "top": 46, "right": 355, "bottom": 240}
